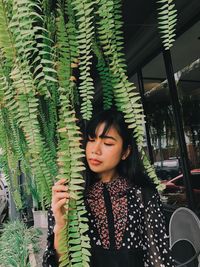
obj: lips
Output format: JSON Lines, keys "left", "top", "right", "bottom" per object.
{"left": 89, "top": 158, "right": 102, "bottom": 165}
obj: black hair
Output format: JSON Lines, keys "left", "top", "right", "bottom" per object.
{"left": 83, "top": 109, "right": 154, "bottom": 193}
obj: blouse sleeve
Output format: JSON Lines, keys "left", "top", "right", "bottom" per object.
{"left": 141, "top": 188, "right": 175, "bottom": 267}
{"left": 42, "top": 208, "right": 59, "bottom": 267}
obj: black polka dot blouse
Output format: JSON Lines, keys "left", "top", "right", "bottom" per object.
{"left": 43, "top": 177, "right": 174, "bottom": 267}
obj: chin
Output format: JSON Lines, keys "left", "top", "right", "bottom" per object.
{"left": 89, "top": 166, "right": 104, "bottom": 174}
{"left": 89, "top": 166, "right": 101, "bottom": 172}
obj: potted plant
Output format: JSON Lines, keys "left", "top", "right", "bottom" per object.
{"left": 0, "top": 220, "right": 41, "bottom": 267}
{"left": 30, "top": 177, "right": 48, "bottom": 229}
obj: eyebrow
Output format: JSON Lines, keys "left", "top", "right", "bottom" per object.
{"left": 99, "top": 134, "right": 117, "bottom": 141}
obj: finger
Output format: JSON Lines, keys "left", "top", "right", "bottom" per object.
{"left": 52, "top": 192, "right": 69, "bottom": 205}
{"left": 52, "top": 185, "right": 68, "bottom": 194}
{"left": 54, "top": 178, "right": 67, "bottom": 186}
{"left": 53, "top": 198, "right": 68, "bottom": 211}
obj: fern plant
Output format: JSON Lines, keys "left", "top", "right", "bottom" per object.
{"left": 0, "top": 109, "right": 23, "bottom": 208}
{"left": 92, "top": 41, "right": 114, "bottom": 110}
{"left": 94, "top": 0, "right": 162, "bottom": 188}
{"left": 55, "top": 4, "right": 91, "bottom": 265}
{"left": 157, "top": 0, "right": 177, "bottom": 50}
{"left": 72, "top": 0, "right": 95, "bottom": 120}
{"left": 0, "top": 0, "right": 171, "bottom": 266}
{"left": 0, "top": 0, "right": 58, "bottom": 206}
{"left": 0, "top": 220, "right": 41, "bottom": 267}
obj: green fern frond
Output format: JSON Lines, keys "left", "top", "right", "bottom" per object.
{"left": 3, "top": 83, "right": 18, "bottom": 116}
{"left": 92, "top": 41, "right": 114, "bottom": 109}
{"left": 56, "top": 7, "right": 72, "bottom": 95}
{"left": 10, "top": 63, "right": 57, "bottom": 205}
{"left": 56, "top": 85, "right": 90, "bottom": 265}
{"left": 38, "top": 98, "right": 57, "bottom": 159}
{"left": 96, "top": 0, "right": 145, "bottom": 145}
{"left": 0, "top": 3, "right": 166, "bottom": 267}
{"left": 112, "top": 0, "right": 127, "bottom": 71}
{"left": 0, "top": 53, "right": 8, "bottom": 106}
{"left": 0, "top": 55, "right": 31, "bottom": 177}
{"left": 7, "top": 113, "right": 29, "bottom": 171}
{"left": 72, "top": 0, "right": 95, "bottom": 120}
{"left": 95, "top": 0, "right": 160, "bottom": 187}
{"left": 65, "top": 0, "right": 80, "bottom": 107}
{"left": 47, "top": 97, "right": 58, "bottom": 149}
{"left": 65, "top": 0, "right": 79, "bottom": 64}
{"left": 0, "top": 0, "right": 15, "bottom": 61}
{"left": 56, "top": 6, "right": 91, "bottom": 258}
{"left": 9, "top": 0, "right": 57, "bottom": 98}
{"left": 98, "top": 60, "right": 114, "bottom": 110}
{"left": 157, "top": 0, "right": 177, "bottom": 50}
{"left": 0, "top": 109, "right": 23, "bottom": 209}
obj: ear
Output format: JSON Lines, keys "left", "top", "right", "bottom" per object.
{"left": 121, "top": 145, "right": 131, "bottom": 160}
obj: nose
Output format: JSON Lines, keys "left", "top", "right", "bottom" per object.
{"left": 91, "top": 140, "right": 102, "bottom": 155}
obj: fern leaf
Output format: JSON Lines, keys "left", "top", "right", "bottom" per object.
{"left": 56, "top": 82, "right": 90, "bottom": 266}
{"left": 72, "top": 0, "right": 95, "bottom": 120}
{"left": 92, "top": 41, "right": 114, "bottom": 109}
{"left": 157, "top": 0, "right": 177, "bottom": 50}
{"left": 0, "top": 109, "right": 23, "bottom": 209}
{"left": 95, "top": 0, "right": 160, "bottom": 187}
{"left": 0, "top": 0, "right": 15, "bottom": 60}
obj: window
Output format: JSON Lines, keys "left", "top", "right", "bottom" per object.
{"left": 140, "top": 21, "right": 200, "bottom": 210}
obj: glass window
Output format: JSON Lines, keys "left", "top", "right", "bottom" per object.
{"left": 171, "top": 20, "right": 200, "bottom": 210}
{"left": 191, "top": 174, "right": 200, "bottom": 189}
{"left": 142, "top": 54, "right": 182, "bottom": 182}
{"left": 139, "top": 20, "right": 200, "bottom": 210}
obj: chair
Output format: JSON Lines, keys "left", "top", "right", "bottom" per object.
{"left": 169, "top": 207, "right": 200, "bottom": 267}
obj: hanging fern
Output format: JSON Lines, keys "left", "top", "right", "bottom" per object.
{"left": 71, "top": 0, "right": 95, "bottom": 120}
{"left": 0, "top": 1, "right": 170, "bottom": 266}
{"left": 0, "top": 0, "right": 15, "bottom": 61}
{"left": 157, "top": 0, "right": 177, "bottom": 50}
{"left": 55, "top": 5, "right": 91, "bottom": 265}
{"left": 65, "top": 0, "right": 80, "bottom": 107}
{"left": 112, "top": 0, "right": 127, "bottom": 71}
{"left": 38, "top": 98, "right": 57, "bottom": 159}
{"left": 0, "top": 58, "right": 26, "bottom": 162}
{"left": 0, "top": 109, "right": 23, "bottom": 209}
{"left": 65, "top": 0, "right": 78, "bottom": 65}
{"left": 10, "top": 0, "right": 57, "bottom": 98}
{"left": 0, "top": 53, "right": 34, "bottom": 207}
{"left": 92, "top": 41, "right": 114, "bottom": 110}
{"left": 10, "top": 0, "right": 58, "bottom": 205}
{"left": 94, "top": 0, "right": 162, "bottom": 188}
{"left": 40, "top": 1, "right": 60, "bottom": 147}
{"left": 56, "top": 106, "right": 90, "bottom": 267}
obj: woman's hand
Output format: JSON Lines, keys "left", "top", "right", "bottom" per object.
{"left": 51, "top": 178, "right": 69, "bottom": 232}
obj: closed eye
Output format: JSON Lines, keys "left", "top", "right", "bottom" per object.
{"left": 104, "top": 143, "right": 114, "bottom": 146}
{"left": 88, "top": 139, "right": 95, "bottom": 142}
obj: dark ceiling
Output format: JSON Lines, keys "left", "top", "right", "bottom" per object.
{"left": 121, "top": 0, "right": 200, "bottom": 77}
{"left": 92, "top": 0, "right": 200, "bottom": 106}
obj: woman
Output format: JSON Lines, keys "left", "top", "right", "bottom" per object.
{"left": 43, "top": 109, "right": 174, "bottom": 267}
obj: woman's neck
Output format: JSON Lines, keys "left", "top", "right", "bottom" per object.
{"left": 99, "top": 171, "right": 119, "bottom": 183}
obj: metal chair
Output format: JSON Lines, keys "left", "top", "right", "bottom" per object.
{"left": 169, "top": 207, "right": 200, "bottom": 267}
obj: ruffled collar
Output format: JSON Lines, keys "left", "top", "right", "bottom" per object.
{"left": 87, "top": 176, "right": 130, "bottom": 199}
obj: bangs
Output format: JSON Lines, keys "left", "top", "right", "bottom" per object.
{"left": 86, "top": 116, "right": 116, "bottom": 139}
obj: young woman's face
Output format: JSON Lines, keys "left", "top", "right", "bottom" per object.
{"left": 86, "top": 122, "right": 129, "bottom": 181}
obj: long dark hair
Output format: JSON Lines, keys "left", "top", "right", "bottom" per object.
{"left": 83, "top": 109, "right": 154, "bottom": 192}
